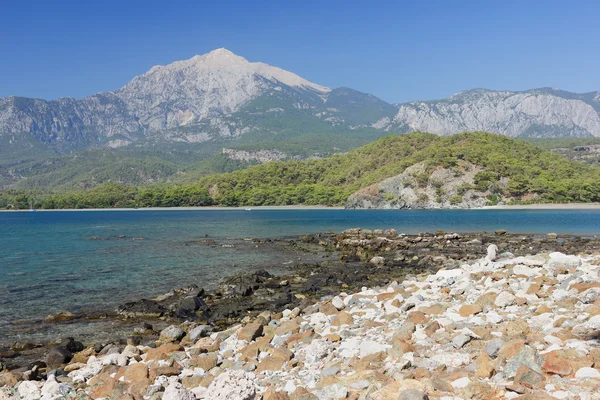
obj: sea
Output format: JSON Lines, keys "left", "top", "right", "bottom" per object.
{"left": 1, "top": 208, "right": 600, "bottom": 346}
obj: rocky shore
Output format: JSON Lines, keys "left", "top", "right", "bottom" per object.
{"left": 2, "top": 229, "right": 600, "bottom": 399}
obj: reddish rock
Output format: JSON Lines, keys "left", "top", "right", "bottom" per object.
{"left": 459, "top": 304, "right": 483, "bottom": 317}
{"left": 237, "top": 322, "right": 264, "bottom": 341}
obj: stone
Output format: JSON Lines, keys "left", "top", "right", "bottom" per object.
{"left": 505, "top": 345, "right": 543, "bottom": 378}
{"left": 542, "top": 355, "right": 572, "bottom": 376}
{"left": 17, "top": 380, "right": 41, "bottom": 400}
{"left": 486, "top": 244, "right": 498, "bottom": 261}
{"left": 275, "top": 321, "right": 300, "bottom": 335}
{"left": 355, "top": 352, "right": 386, "bottom": 371}
{"left": 44, "top": 311, "right": 77, "bottom": 323}
{"left": 332, "top": 311, "right": 353, "bottom": 326}
{"left": 494, "top": 291, "right": 517, "bottom": 307}
{"left": 189, "top": 352, "right": 218, "bottom": 371}
{"left": 0, "top": 372, "right": 19, "bottom": 388}
{"left": 123, "top": 363, "right": 148, "bottom": 382}
{"left": 451, "top": 377, "right": 471, "bottom": 389}
{"left": 370, "top": 256, "right": 385, "bottom": 266}
{"left": 579, "top": 287, "right": 600, "bottom": 304}
{"left": 406, "top": 311, "right": 428, "bottom": 325}
{"left": 160, "top": 325, "right": 186, "bottom": 343}
{"left": 397, "top": 389, "right": 429, "bottom": 400}
{"left": 313, "top": 384, "right": 347, "bottom": 399}
{"left": 237, "top": 322, "right": 263, "bottom": 341}
{"left": 486, "top": 338, "right": 504, "bottom": 358}
{"left": 459, "top": 304, "right": 483, "bottom": 317}
{"left": 475, "top": 353, "right": 495, "bottom": 378}
{"left": 189, "top": 325, "right": 212, "bottom": 342}
{"left": 162, "top": 381, "right": 195, "bottom": 400}
{"left": 452, "top": 334, "right": 471, "bottom": 349}
{"left": 257, "top": 356, "right": 285, "bottom": 372}
{"left": 304, "top": 339, "right": 333, "bottom": 363}
{"left": 331, "top": 296, "right": 345, "bottom": 310}
{"left": 263, "top": 387, "right": 291, "bottom": 400}
{"left": 574, "top": 367, "right": 600, "bottom": 378}
{"left": 206, "top": 370, "right": 256, "bottom": 400}
{"left": 514, "top": 366, "right": 545, "bottom": 388}
{"left": 504, "top": 319, "right": 531, "bottom": 338}
{"left": 423, "top": 321, "right": 440, "bottom": 337}
{"left": 46, "top": 347, "right": 73, "bottom": 368}
{"left": 395, "top": 321, "right": 416, "bottom": 340}
{"left": 145, "top": 343, "right": 183, "bottom": 360}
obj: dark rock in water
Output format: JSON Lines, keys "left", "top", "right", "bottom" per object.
{"left": 46, "top": 348, "right": 72, "bottom": 368}
{"left": 0, "top": 349, "right": 17, "bottom": 359}
{"left": 127, "top": 336, "right": 141, "bottom": 346}
{"left": 27, "top": 361, "right": 46, "bottom": 380}
{"left": 221, "top": 270, "right": 273, "bottom": 297}
{"left": 174, "top": 296, "right": 209, "bottom": 319}
{"left": 61, "top": 338, "right": 84, "bottom": 353}
{"left": 11, "top": 342, "right": 38, "bottom": 352}
{"left": 118, "top": 299, "right": 168, "bottom": 318}
{"left": 495, "top": 229, "right": 507, "bottom": 235}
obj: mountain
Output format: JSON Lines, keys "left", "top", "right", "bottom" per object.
{"left": 0, "top": 48, "right": 392, "bottom": 161}
{"left": 2, "top": 49, "right": 600, "bottom": 191}
{"left": 375, "top": 88, "right": 600, "bottom": 138}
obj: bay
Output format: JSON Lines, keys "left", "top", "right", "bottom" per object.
{"left": 1, "top": 208, "right": 599, "bottom": 345}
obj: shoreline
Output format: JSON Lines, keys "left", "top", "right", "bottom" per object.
{"left": 3, "top": 202, "right": 600, "bottom": 212}
{"left": 0, "top": 205, "right": 344, "bottom": 212}
{"left": 3, "top": 229, "right": 600, "bottom": 398}
{"left": 483, "top": 202, "right": 600, "bottom": 210}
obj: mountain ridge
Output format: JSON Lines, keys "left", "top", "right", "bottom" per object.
{"left": 2, "top": 49, "right": 600, "bottom": 190}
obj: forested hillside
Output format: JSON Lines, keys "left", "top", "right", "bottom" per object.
{"left": 2, "top": 132, "right": 600, "bottom": 209}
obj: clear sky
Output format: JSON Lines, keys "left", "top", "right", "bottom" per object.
{"left": 1, "top": 0, "right": 598, "bottom": 104}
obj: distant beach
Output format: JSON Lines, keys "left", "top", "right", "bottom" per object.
{"left": 484, "top": 203, "right": 600, "bottom": 210}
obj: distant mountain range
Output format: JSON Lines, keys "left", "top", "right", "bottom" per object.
{"left": 1, "top": 48, "right": 600, "bottom": 189}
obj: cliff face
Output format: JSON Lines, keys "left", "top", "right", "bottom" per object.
{"left": 376, "top": 88, "right": 600, "bottom": 138}
{"left": 346, "top": 161, "right": 506, "bottom": 209}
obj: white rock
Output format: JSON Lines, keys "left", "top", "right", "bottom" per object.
{"left": 17, "top": 381, "right": 41, "bottom": 400}
{"left": 308, "top": 312, "right": 330, "bottom": 332}
{"left": 433, "top": 269, "right": 464, "bottom": 280}
{"left": 358, "top": 340, "right": 391, "bottom": 358}
{"left": 431, "top": 352, "right": 471, "bottom": 368}
{"left": 331, "top": 296, "right": 345, "bottom": 310}
{"left": 512, "top": 265, "right": 541, "bottom": 277}
{"left": 551, "top": 288, "right": 573, "bottom": 302}
{"left": 486, "top": 244, "right": 498, "bottom": 261}
{"left": 206, "top": 370, "right": 256, "bottom": 400}
{"left": 370, "top": 256, "right": 385, "bottom": 266}
{"left": 313, "top": 384, "right": 348, "bottom": 399}
{"left": 304, "top": 339, "right": 334, "bottom": 363}
{"left": 162, "top": 381, "right": 195, "bottom": 400}
{"left": 40, "top": 375, "right": 63, "bottom": 400}
{"left": 451, "top": 377, "right": 471, "bottom": 389}
{"left": 547, "top": 252, "right": 581, "bottom": 273}
{"left": 338, "top": 337, "right": 361, "bottom": 358}
{"left": 574, "top": 315, "right": 600, "bottom": 333}
{"left": 579, "top": 287, "right": 600, "bottom": 303}
{"left": 494, "top": 291, "right": 516, "bottom": 307}
{"left": 575, "top": 367, "right": 600, "bottom": 379}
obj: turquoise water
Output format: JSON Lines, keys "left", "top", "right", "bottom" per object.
{"left": 1, "top": 209, "right": 600, "bottom": 344}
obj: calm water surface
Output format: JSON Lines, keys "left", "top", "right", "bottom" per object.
{"left": 1, "top": 209, "right": 599, "bottom": 344}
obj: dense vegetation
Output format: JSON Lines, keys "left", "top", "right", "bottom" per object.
{"left": 3, "top": 132, "right": 600, "bottom": 209}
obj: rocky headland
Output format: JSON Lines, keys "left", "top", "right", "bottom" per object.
{"left": 2, "top": 229, "right": 600, "bottom": 399}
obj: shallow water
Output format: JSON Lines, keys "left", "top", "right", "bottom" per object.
{"left": 1, "top": 209, "right": 599, "bottom": 345}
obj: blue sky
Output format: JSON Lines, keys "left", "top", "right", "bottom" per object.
{"left": 1, "top": 0, "right": 598, "bottom": 103}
